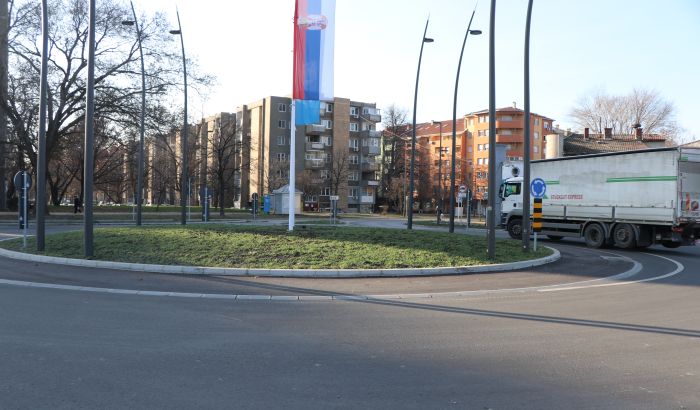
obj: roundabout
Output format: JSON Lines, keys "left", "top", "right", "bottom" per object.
{"left": 0, "top": 221, "right": 697, "bottom": 409}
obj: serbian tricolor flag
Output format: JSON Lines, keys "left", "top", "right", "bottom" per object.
{"left": 293, "top": 0, "right": 335, "bottom": 125}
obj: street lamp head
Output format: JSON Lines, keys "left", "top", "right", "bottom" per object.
{"left": 169, "top": 29, "right": 182, "bottom": 35}
{"left": 469, "top": 30, "right": 482, "bottom": 35}
{"left": 431, "top": 120, "right": 441, "bottom": 125}
{"left": 121, "top": 20, "right": 135, "bottom": 26}
{"left": 423, "top": 37, "right": 434, "bottom": 43}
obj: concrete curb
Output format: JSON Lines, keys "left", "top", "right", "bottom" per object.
{"left": 0, "top": 246, "right": 560, "bottom": 278}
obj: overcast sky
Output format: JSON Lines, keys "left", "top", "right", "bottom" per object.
{"left": 138, "top": 0, "right": 700, "bottom": 142}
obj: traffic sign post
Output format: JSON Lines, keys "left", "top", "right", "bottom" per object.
{"left": 533, "top": 197, "right": 543, "bottom": 251}
{"left": 531, "top": 178, "right": 547, "bottom": 199}
{"left": 329, "top": 195, "right": 339, "bottom": 224}
{"left": 252, "top": 193, "right": 259, "bottom": 220}
{"left": 14, "top": 171, "right": 32, "bottom": 248}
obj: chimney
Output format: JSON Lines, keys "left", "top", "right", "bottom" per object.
{"left": 604, "top": 128, "right": 612, "bottom": 139}
{"left": 584, "top": 127, "right": 589, "bottom": 140}
{"left": 512, "top": 101, "right": 517, "bottom": 108}
{"left": 633, "top": 123, "right": 643, "bottom": 140}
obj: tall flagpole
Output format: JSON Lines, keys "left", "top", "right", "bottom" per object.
{"left": 288, "top": 102, "right": 296, "bottom": 231}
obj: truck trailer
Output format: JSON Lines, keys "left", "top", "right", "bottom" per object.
{"left": 500, "top": 147, "right": 700, "bottom": 249}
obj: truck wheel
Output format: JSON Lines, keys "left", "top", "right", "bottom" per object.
{"left": 507, "top": 218, "right": 522, "bottom": 239}
{"left": 584, "top": 223, "right": 606, "bottom": 248}
{"left": 613, "top": 224, "right": 636, "bottom": 249}
{"left": 547, "top": 235, "right": 563, "bottom": 241}
{"left": 661, "top": 241, "right": 681, "bottom": 249}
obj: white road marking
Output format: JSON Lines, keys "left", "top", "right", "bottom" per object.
{"left": 539, "top": 253, "right": 684, "bottom": 292}
{"left": 0, "top": 250, "right": 684, "bottom": 300}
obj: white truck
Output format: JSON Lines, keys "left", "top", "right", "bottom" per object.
{"left": 499, "top": 147, "right": 700, "bottom": 249}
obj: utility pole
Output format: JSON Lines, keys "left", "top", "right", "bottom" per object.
{"left": 0, "top": 0, "right": 8, "bottom": 210}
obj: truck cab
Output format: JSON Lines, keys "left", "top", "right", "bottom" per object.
{"left": 499, "top": 177, "right": 525, "bottom": 238}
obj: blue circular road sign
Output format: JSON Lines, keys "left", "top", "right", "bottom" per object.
{"left": 531, "top": 178, "right": 547, "bottom": 198}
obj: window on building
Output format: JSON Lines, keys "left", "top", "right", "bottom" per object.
{"left": 349, "top": 139, "right": 359, "bottom": 150}
{"left": 348, "top": 171, "right": 359, "bottom": 181}
{"left": 534, "top": 131, "right": 540, "bottom": 140}
{"left": 478, "top": 130, "right": 489, "bottom": 137}
{"left": 278, "top": 103, "right": 287, "bottom": 112}
{"left": 321, "top": 136, "right": 332, "bottom": 146}
{"left": 350, "top": 107, "right": 359, "bottom": 117}
{"left": 500, "top": 115, "right": 513, "bottom": 121}
{"left": 544, "top": 122, "right": 551, "bottom": 130}
{"left": 485, "top": 143, "right": 489, "bottom": 150}
{"left": 277, "top": 136, "right": 286, "bottom": 145}
{"left": 468, "top": 118, "right": 474, "bottom": 126}
{"left": 362, "top": 123, "right": 372, "bottom": 131}
{"left": 276, "top": 153, "right": 287, "bottom": 162}
{"left": 349, "top": 155, "right": 359, "bottom": 164}
{"left": 322, "top": 187, "right": 331, "bottom": 196}
{"left": 349, "top": 187, "right": 360, "bottom": 198}
{"left": 500, "top": 129, "right": 512, "bottom": 135}
{"left": 326, "top": 102, "right": 333, "bottom": 113}
{"left": 485, "top": 158, "right": 489, "bottom": 165}
{"left": 534, "top": 146, "right": 539, "bottom": 153}
{"left": 534, "top": 118, "right": 540, "bottom": 126}
{"left": 350, "top": 123, "right": 359, "bottom": 132}
{"left": 478, "top": 115, "right": 489, "bottom": 123}
{"left": 320, "top": 169, "right": 329, "bottom": 180}
{"left": 477, "top": 144, "right": 483, "bottom": 151}
{"left": 278, "top": 120, "right": 287, "bottom": 129}
{"left": 322, "top": 119, "right": 333, "bottom": 129}
{"left": 467, "top": 146, "right": 473, "bottom": 153}
{"left": 477, "top": 158, "right": 483, "bottom": 165}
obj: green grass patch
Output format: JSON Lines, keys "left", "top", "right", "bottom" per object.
{"left": 1, "top": 225, "right": 551, "bottom": 269}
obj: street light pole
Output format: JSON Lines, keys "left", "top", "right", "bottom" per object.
{"left": 36, "top": 0, "right": 49, "bottom": 251}
{"left": 170, "top": 10, "right": 188, "bottom": 226}
{"left": 431, "top": 120, "right": 442, "bottom": 224}
{"left": 522, "top": 0, "right": 534, "bottom": 252}
{"left": 83, "top": 0, "right": 96, "bottom": 257}
{"left": 122, "top": 1, "right": 145, "bottom": 226}
{"left": 408, "top": 18, "right": 433, "bottom": 230}
{"left": 450, "top": 6, "right": 481, "bottom": 234}
{"left": 0, "top": 0, "right": 8, "bottom": 210}
{"left": 487, "top": 0, "right": 497, "bottom": 259}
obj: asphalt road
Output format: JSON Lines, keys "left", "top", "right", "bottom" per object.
{"left": 0, "top": 221, "right": 698, "bottom": 409}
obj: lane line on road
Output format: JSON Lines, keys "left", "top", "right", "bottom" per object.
{"left": 539, "top": 253, "right": 684, "bottom": 292}
{"left": 0, "top": 250, "right": 662, "bottom": 301}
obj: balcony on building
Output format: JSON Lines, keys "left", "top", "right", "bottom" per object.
{"left": 361, "top": 161, "right": 380, "bottom": 172}
{"left": 361, "top": 179, "right": 380, "bottom": 187}
{"left": 305, "top": 141, "right": 325, "bottom": 151}
{"left": 304, "top": 158, "right": 325, "bottom": 168}
{"left": 495, "top": 132, "right": 524, "bottom": 144}
{"left": 361, "top": 108, "right": 381, "bottom": 123}
{"left": 305, "top": 124, "right": 326, "bottom": 134}
{"left": 494, "top": 118, "right": 523, "bottom": 129}
{"left": 360, "top": 130, "right": 381, "bottom": 138}
{"left": 361, "top": 144, "right": 381, "bottom": 156}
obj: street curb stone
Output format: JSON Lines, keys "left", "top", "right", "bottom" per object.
{"left": 0, "top": 246, "right": 560, "bottom": 278}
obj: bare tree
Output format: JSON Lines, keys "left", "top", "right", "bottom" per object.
{"left": 264, "top": 159, "right": 288, "bottom": 194}
{"left": 328, "top": 151, "right": 348, "bottom": 196}
{"left": 570, "top": 88, "right": 679, "bottom": 139}
{"left": 2, "top": 0, "right": 213, "bottom": 210}
{"left": 380, "top": 104, "right": 409, "bottom": 208}
{"left": 204, "top": 114, "right": 238, "bottom": 216}
{"left": 298, "top": 169, "right": 321, "bottom": 209}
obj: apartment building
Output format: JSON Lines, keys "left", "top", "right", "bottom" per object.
{"left": 412, "top": 105, "right": 554, "bottom": 212}
{"left": 236, "top": 96, "right": 381, "bottom": 212}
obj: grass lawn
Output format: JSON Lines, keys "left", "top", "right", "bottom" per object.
{"left": 1, "top": 225, "right": 551, "bottom": 269}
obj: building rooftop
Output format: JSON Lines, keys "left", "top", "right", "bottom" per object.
{"left": 563, "top": 133, "right": 673, "bottom": 156}
{"left": 415, "top": 120, "right": 466, "bottom": 136}
{"left": 467, "top": 106, "right": 555, "bottom": 122}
